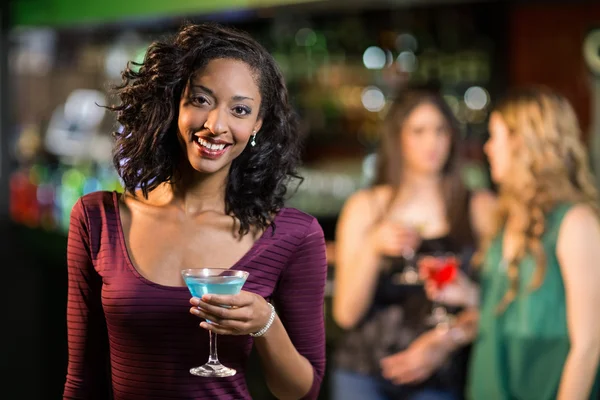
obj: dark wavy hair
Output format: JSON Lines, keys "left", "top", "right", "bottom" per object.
{"left": 108, "top": 22, "right": 302, "bottom": 235}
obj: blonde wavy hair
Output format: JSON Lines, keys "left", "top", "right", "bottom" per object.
{"left": 478, "top": 86, "right": 600, "bottom": 312}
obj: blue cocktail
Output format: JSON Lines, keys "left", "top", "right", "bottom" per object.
{"left": 181, "top": 268, "right": 249, "bottom": 377}
{"left": 184, "top": 275, "right": 247, "bottom": 298}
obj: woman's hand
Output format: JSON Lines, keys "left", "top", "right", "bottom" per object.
{"left": 189, "top": 291, "right": 271, "bottom": 335}
{"left": 419, "top": 261, "right": 479, "bottom": 308}
{"left": 380, "top": 329, "right": 451, "bottom": 385}
{"left": 370, "top": 222, "right": 421, "bottom": 258}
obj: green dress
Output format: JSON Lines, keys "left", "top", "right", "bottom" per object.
{"left": 467, "top": 204, "right": 600, "bottom": 400}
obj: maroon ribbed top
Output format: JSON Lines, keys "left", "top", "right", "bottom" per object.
{"left": 63, "top": 191, "right": 327, "bottom": 400}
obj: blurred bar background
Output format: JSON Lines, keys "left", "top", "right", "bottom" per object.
{"left": 2, "top": 0, "right": 599, "bottom": 398}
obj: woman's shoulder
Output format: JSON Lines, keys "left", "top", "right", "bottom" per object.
{"left": 274, "top": 209, "right": 327, "bottom": 272}
{"left": 275, "top": 207, "right": 323, "bottom": 238}
{"left": 72, "top": 190, "right": 119, "bottom": 224}
{"left": 341, "top": 185, "right": 391, "bottom": 211}
{"left": 365, "top": 184, "right": 393, "bottom": 203}
{"left": 76, "top": 190, "right": 117, "bottom": 212}
{"left": 555, "top": 203, "right": 599, "bottom": 237}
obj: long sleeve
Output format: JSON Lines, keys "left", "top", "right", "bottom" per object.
{"left": 63, "top": 198, "right": 110, "bottom": 399}
{"left": 273, "top": 217, "right": 328, "bottom": 400}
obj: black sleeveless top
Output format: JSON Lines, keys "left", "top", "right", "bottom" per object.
{"left": 334, "top": 235, "right": 473, "bottom": 398}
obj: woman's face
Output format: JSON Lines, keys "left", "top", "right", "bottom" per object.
{"left": 400, "top": 102, "right": 452, "bottom": 175}
{"left": 177, "top": 58, "right": 263, "bottom": 175}
{"left": 484, "top": 112, "right": 513, "bottom": 184}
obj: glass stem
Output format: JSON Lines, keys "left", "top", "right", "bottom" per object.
{"left": 432, "top": 303, "right": 450, "bottom": 328}
{"left": 433, "top": 302, "right": 445, "bottom": 315}
{"left": 208, "top": 330, "right": 219, "bottom": 364}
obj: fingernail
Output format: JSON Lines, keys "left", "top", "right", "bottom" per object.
{"left": 202, "top": 295, "right": 211, "bottom": 301}
{"left": 190, "top": 297, "right": 200, "bottom": 305}
{"left": 191, "top": 308, "right": 200, "bottom": 315}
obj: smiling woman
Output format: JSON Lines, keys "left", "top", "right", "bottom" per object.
{"left": 110, "top": 23, "right": 301, "bottom": 236}
{"left": 177, "top": 59, "right": 262, "bottom": 172}
{"left": 62, "top": 23, "right": 327, "bottom": 400}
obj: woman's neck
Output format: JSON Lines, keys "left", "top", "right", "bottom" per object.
{"left": 148, "top": 165, "right": 229, "bottom": 216}
{"left": 400, "top": 170, "right": 441, "bottom": 193}
{"left": 502, "top": 198, "right": 530, "bottom": 233}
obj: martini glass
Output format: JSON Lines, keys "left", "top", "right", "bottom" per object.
{"left": 419, "top": 253, "right": 459, "bottom": 331}
{"left": 181, "top": 268, "right": 249, "bottom": 377}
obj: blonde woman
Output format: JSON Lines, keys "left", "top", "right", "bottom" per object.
{"left": 425, "top": 86, "right": 600, "bottom": 400}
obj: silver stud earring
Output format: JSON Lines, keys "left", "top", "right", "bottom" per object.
{"left": 250, "top": 131, "right": 257, "bottom": 147}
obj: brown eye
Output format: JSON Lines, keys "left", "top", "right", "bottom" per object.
{"left": 233, "top": 105, "right": 251, "bottom": 116}
{"left": 191, "top": 96, "right": 210, "bottom": 106}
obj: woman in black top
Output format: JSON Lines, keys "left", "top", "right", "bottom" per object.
{"left": 332, "top": 87, "right": 494, "bottom": 400}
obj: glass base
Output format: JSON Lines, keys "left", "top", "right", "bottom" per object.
{"left": 190, "top": 361, "right": 237, "bottom": 377}
{"left": 392, "top": 268, "right": 422, "bottom": 286}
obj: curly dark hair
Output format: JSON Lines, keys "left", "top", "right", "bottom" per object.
{"left": 108, "top": 22, "right": 302, "bottom": 235}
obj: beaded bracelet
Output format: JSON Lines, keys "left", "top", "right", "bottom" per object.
{"left": 249, "top": 302, "right": 276, "bottom": 337}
